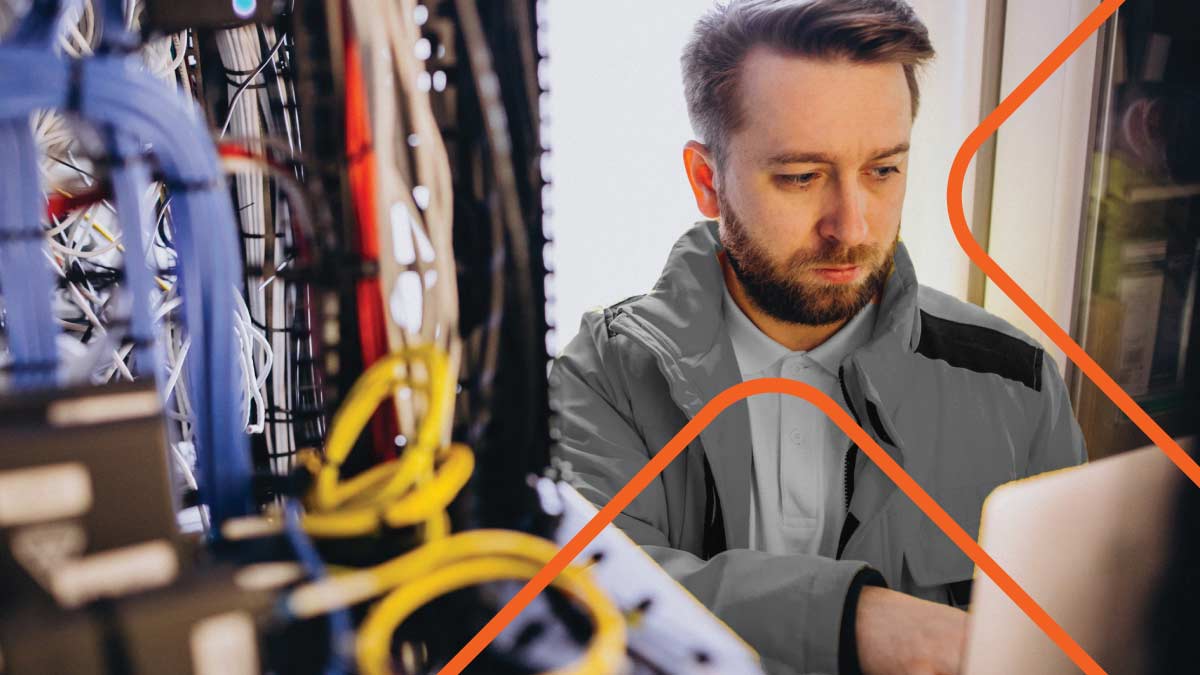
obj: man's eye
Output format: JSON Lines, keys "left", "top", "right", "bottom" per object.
{"left": 871, "top": 166, "right": 900, "bottom": 180}
{"left": 778, "top": 173, "right": 818, "bottom": 186}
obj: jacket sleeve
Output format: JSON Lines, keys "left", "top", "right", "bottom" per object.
{"left": 549, "top": 311, "right": 880, "bottom": 675}
{"left": 1025, "top": 351, "right": 1088, "bottom": 476}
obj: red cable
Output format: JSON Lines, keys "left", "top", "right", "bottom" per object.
{"left": 45, "top": 184, "right": 109, "bottom": 222}
{"left": 344, "top": 19, "right": 399, "bottom": 463}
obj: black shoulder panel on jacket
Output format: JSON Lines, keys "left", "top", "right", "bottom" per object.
{"left": 915, "top": 310, "right": 1044, "bottom": 392}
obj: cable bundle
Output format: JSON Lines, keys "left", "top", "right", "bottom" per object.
{"left": 0, "top": 0, "right": 254, "bottom": 527}
{"left": 338, "top": 0, "right": 460, "bottom": 467}
{"left": 214, "top": 22, "right": 316, "bottom": 474}
{"left": 0, "top": 2, "right": 663, "bottom": 673}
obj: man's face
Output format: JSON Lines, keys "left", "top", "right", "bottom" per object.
{"left": 716, "top": 49, "right": 911, "bottom": 326}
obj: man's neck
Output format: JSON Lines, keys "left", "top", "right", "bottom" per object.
{"left": 719, "top": 250, "right": 873, "bottom": 353}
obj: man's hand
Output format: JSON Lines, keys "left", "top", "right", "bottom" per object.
{"left": 855, "top": 585, "right": 968, "bottom": 675}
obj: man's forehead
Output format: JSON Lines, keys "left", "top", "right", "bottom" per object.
{"left": 732, "top": 48, "right": 913, "bottom": 164}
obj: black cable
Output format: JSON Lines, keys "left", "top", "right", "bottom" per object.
{"left": 219, "top": 31, "right": 288, "bottom": 137}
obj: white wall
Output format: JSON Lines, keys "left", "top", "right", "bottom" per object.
{"left": 903, "top": 0, "right": 988, "bottom": 300}
{"left": 545, "top": 1, "right": 989, "bottom": 351}
{"left": 544, "top": 0, "right": 714, "bottom": 349}
{"left": 984, "top": 0, "right": 1099, "bottom": 373}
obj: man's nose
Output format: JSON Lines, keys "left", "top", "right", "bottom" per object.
{"left": 816, "top": 178, "right": 870, "bottom": 247}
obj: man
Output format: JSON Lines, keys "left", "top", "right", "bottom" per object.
{"left": 549, "top": 1, "right": 1086, "bottom": 673}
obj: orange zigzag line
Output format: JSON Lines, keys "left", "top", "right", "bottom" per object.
{"left": 947, "top": 0, "right": 1200, "bottom": 490}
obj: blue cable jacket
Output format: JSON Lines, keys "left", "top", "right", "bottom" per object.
{"left": 0, "top": 120, "right": 60, "bottom": 389}
{"left": 0, "top": 48, "right": 254, "bottom": 527}
{"left": 284, "top": 501, "right": 353, "bottom": 675}
{"left": 106, "top": 129, "right": 162, "bottom": 378}
{"left": 5, "top": 0, "right": 81, "bottom": 47}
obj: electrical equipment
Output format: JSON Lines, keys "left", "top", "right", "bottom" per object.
{"left": 0, "top": 382, "right": 180, "bottom": 607}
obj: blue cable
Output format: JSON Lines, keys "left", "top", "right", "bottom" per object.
{"left": 105, "top": 128, "right": 161, "bottom": 378}
{"left": 0, "top": 30, "right": 254, "bottom": 527}
{"left": 4, "top": 0, "right": 82, "bottom": 47}
{"left": 0, "top": 120, "right": 60, "bottom": 390}
{"left": 0, "top": 1, "right": 75, "bottom": 390}
{"left": 283, "top": 501, "right": 353, "bottom": 675}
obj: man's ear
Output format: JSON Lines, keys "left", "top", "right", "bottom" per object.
{"left": 683, "top": 140, "right": 721, "bottom": 219}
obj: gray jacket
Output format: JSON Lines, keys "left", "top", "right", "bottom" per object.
{"left": 549, "top": 220, "right": 1086, "bottom": 674}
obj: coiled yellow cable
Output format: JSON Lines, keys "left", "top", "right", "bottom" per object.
{"left": 357, "top": 557, "right": 625, "bottom": 675}
{"left": 302, "top": 345, "right": 465, "bottom": 539}
{"left": 292, "top": 350, "right": 626, "bottom": 674}
{"left": 294, "top": 530, "right": 627, "bottom": 675}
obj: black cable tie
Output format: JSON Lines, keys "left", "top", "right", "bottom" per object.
{"left": 344, "top": 143, "right": 374, "bottom": 164}
{"left": 3, "top": 359, "right": 58, "bottom": 373}
{"left": 91, "top": 150, "right": 134, "bottom": 171}
{"left": 0, "top": 228, "right": 47, "bottom": 243}
{"left": 223, "top": 75, "right": 269, "bottom": 91}
{"left": 160, "top": 177, "right": 222, "bottom": 193}
{"left": 65, "top": 59, "right": 84, "bottom": 114}
{"left": 61, "top": 266, "right": 123, "bottom": 286}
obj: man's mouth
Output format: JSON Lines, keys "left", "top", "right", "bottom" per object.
{"left": 810, "top": 265, "right": 862, "bottom": 283}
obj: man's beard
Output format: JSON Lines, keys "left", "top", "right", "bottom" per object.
{"left": 718, "top": 193, "right": 897, "bottom": 326}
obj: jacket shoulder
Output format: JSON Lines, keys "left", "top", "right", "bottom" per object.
{"left": 558, "top": 294, "right": 656, "bottom": 381}
{"left": 914, "top": 285, "right": 1046, "bottom": 392}
{"left": 601, "top": 293, "right": 647, "bottom": 338}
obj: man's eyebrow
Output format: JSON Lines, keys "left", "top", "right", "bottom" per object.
{"left": 764, "top": 142, "right": 910, "bottom": 167}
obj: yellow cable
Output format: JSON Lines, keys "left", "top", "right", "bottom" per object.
{"left": 290, "top": 530, "right": 593, "bottom": 619}
{"left": 90, "top": 221, "right": 125, "bottom": 252}
{"left": 383, "top": 444, "right": 473, "bottom": 528}
{"left": 311, "top": 346, "right": 450, "bottom": 512}
{"left": 300, "top": 444, "right": 473, "bottom": 538}
{"left": 356, "top": 559, "right": 626, "bottom": 675}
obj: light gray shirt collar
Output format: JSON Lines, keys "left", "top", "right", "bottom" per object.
{"left": 721, "top": 281, "right": 879, "bottom": 378}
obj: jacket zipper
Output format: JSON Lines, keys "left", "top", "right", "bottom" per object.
{"left": 836, "top": 366, "right": 862, "bottom": 559}
{"left": 837, "top": 365, "right": 862, "bottom": 507}
{"left": 842, "top": 442, "right": 857, "bottom": 510}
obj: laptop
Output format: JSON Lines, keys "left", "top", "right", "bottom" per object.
{"left": 961, "top": 444, "right": 1185, "bottom": 674}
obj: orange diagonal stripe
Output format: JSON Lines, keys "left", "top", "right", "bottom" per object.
{"left": 950, "top": 0, "right": 1195, "bottom": 487}
{"left": 945, "top": 0, "right": 1200, "bottom": 670}
{"left": 441, "top": 379, "right": 1102, "bottom": 675}
{"left": 947, "top": 0, "right": 1200, "bottom": 489}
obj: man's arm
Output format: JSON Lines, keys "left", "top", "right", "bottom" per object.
{"left": 549, "top": 312, "right": 879, "bottom": 674}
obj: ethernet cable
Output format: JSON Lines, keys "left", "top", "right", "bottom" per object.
{"left": 301, "top": 347, "right": 471, "bottom": 538}
{"left": 284, "top": 530, "right": 627, "bottom": 675}
{"left": 284, "top": 500, "right": 353, "bottom": 675}
{"left": 0, "top": 120, "right": 60, "bottom": 389}
{"left": 0, "top": 10, "right": 254, "bottom": 525}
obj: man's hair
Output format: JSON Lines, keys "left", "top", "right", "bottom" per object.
{"left": 682, "top": 0, "right": 935, "bottom": 166}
